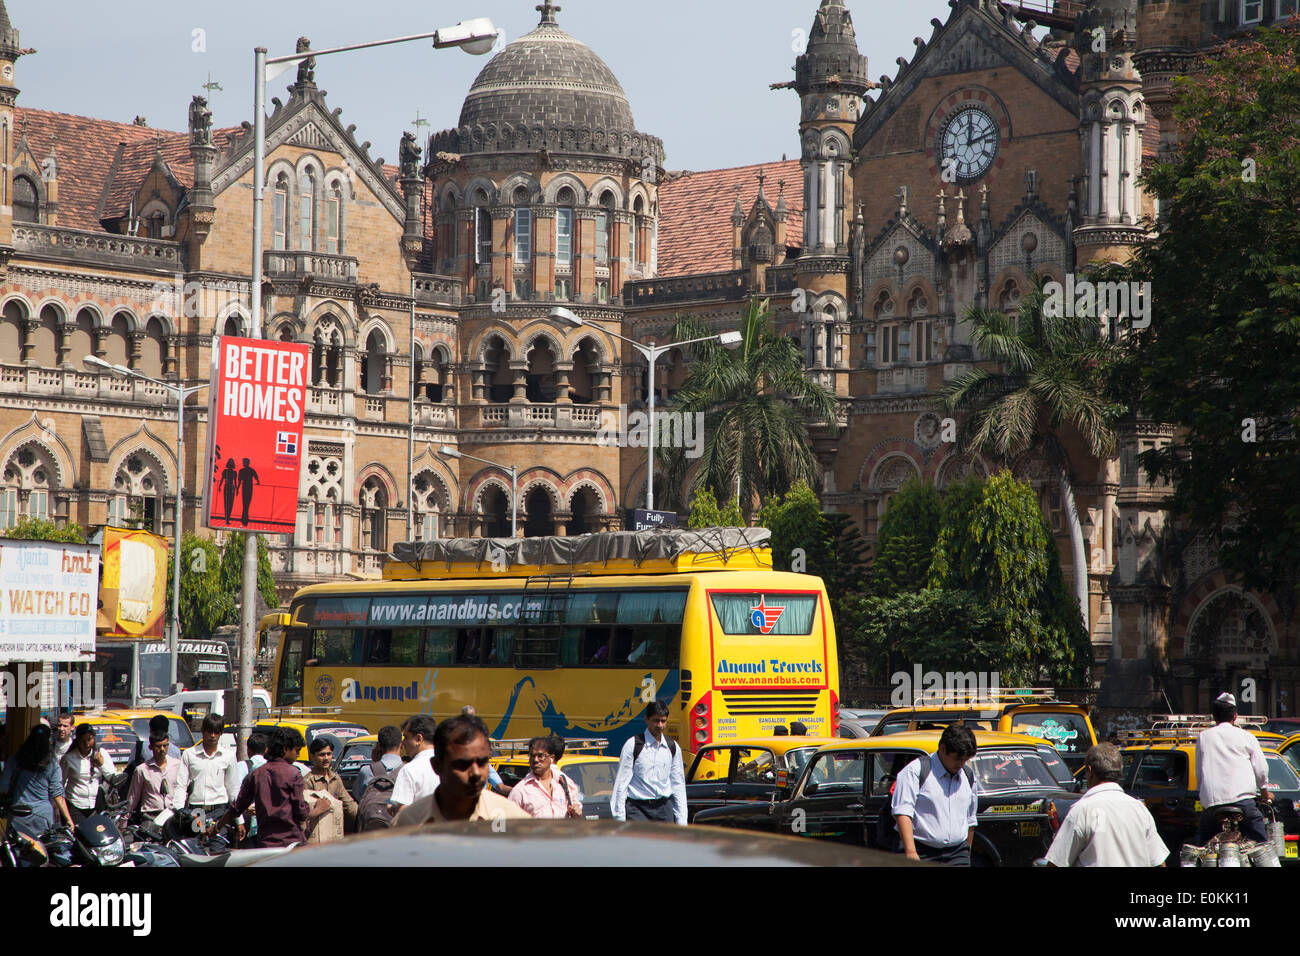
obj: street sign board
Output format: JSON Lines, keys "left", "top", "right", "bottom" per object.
{"left": 203, "top": 336, "right": 309, "bottom": 533}
{"left": 627, "top": 508, "right": 680, "bottom": 532}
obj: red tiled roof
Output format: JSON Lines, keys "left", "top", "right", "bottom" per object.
{"left": 656, "top": 159, "right": 803, "bottom": 278}
{"left": 14, "top": 107, "right": 236, "bottom": 231}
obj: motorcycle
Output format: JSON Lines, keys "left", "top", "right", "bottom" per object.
{"left": 42, "top": 812, "right": 128, "bottom": 868}
{"left": 0, "top": 803, "right": 50, "bottom": 868}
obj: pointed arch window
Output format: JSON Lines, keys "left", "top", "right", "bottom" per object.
{"left": 13, "top": 175, "right": 38, "bottom": 223}
{"left": 325, "top": 183, "right": 342, "bottom": 254}
{"left": 272, "top": 174, "right": 289, "bottom": 250}
{"left": 298, "top": 170, "right": 317, "bottom": 251}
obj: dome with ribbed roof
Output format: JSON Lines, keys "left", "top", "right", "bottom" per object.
{"left": 432, "top": 3, "right": 662, "bottom": 163}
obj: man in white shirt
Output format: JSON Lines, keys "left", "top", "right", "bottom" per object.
{"left": 389, "top": 714, "right": 440, "bottom": 816}
{"left": 61, "top": 723, "right": 116, "bottom": 824}
{"left": 1195, "top": 692, "right": 1270, "bottom": 844}
{"left": 891, "top": 724, "right": 979, "bottom": 865}
{"left": 174, "top": 714, "right": 244, "bottom": 844}
{"left": 53, "top": 714, "right": 75, "bottom": 761}
{"left": 611, "top": 700, "right": 687, "bottom": 825}
{"left": 1046, "top": 743, "right": 1168, "bottom": 867}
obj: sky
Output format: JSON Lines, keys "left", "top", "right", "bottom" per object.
{"left": 9, "top": 0, "right": 961, "bottom": 172}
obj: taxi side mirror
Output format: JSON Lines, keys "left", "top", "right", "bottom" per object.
{"left": 804, "top": 782, "right": 819, "bottom": 796}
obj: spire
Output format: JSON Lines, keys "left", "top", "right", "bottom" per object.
{"left": 795, "top": 0, "right": 870, "bottom": 98}
{"left": 536, "top": 2, "right": 561, "bottom": 26}
{"left": 0, "top": 0, "right": 20, "bottom": 62}
{"left": 776, "top": 180, "right": 788, "bottom": 218}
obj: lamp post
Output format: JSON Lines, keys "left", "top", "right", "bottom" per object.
{"left": 438, "top": 446, "right": 516, "bottom": 538}
{"left": 551, "top": 307, "right": 741, "bottom": 512}
{"left": 85, "top": 356, "right": 206, "bottom": 694}
{"left": 245, "top": 18, "right": 497, "bottom": 757}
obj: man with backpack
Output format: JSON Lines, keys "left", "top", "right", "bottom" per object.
{"left": 353, "top": 726, "right": 403, "bottom": 801}
{"left": 355, "top": 726, "right": 404, "bottom": 831}
{"left": 611, "top": 700, "right": 687, "bottom": 825}
{"left": 889, "top": 724, "right": 979, "bottom": 865}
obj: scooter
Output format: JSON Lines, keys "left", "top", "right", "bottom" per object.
{"left": 0, "top": 804, "right": 50, "bottom": 868}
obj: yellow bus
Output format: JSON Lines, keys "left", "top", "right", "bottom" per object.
{"left": 267, "top": 529, "right": 840, "bottom": 759}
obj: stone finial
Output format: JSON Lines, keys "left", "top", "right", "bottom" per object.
{"left": 897, "top": 184, "right": 909, "bottom": 217}
{"left": 536, "top": 1, "right": 561, "bottom": 26}
{"left": 295, "top": 36, "right": 315, "bottom": 86}
{"left": 1024, "top": 168, "right": 1038, "bottom": 200}
{"left": 399, "top": 130, "right": 422, "bottom": 180}
{"left": 189, "top": 94, "right": 212, "bottom": 147}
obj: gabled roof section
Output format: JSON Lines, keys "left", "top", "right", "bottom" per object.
{"left": 211, "top": 82, "right": 406, "bottom": 222}
{"left": 854, "top": 0, "right": 1080, "bottom": 152}
{"left": 12, "top": 108, "right": 239, "bottom": 232}
{"left": 657, "top": 159, "right": 803, "bottom": 278}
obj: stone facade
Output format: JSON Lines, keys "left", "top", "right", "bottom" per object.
{"left": 0, "top": 0, "right": 1294, "bottom": 715}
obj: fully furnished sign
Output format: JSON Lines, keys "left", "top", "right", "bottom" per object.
{"left": 203, "top": 337, "right": 309, "bottom": 533}
{"left": 0, "top": 541, "right": 99, "bottom": 662}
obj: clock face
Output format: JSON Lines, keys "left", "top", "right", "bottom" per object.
{"left": 938, "top": 106, "right": 999, "bottom": 182}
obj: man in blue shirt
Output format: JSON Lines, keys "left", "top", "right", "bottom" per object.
{"left": 890, "top": 724, "right": 979, "bottom": 865}
{"left": 611, "top": 700, "right": 687, "bottom": 825}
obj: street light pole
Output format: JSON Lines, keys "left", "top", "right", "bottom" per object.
{"left": 245, "top": 19, "right": 497, "bottom": 757}
{"left": 550, "top": 307, "right": 740, "bottom": 513}
{"left": 85, "top": 356, "right": 203, "bottom": 693}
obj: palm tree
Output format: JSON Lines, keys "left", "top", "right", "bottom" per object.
{"left": 936, "top": 275, "right": 1123, "bottom": 632}
{"left": 660, "top": 296, "right": 839, "bottom": 514}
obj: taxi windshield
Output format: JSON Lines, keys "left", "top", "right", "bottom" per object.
{"left": 562, "top": 762, "right": 616, "bottom": 797}
{"left": 1265, "top": 754, "right": 1300, "bottom": 792}
{"left": 970, "top": 751, "right": 1058, "bottom": 791}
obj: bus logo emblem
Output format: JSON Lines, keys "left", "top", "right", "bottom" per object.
{"left": 315, "top": 674, "right": 336, "bottom": 704}
{"left": 750, "top": 597, "right": 785, "bottom": 634}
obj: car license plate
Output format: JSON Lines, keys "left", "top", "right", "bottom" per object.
{"left": 1021, "top": 822, "right": 1040, "bottom": 837}
{"left": 1286, "top": 843, "right": 1297, "bottom": 860}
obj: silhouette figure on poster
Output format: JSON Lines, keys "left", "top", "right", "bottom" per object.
{"left": 237, "top": 458, "right": 260, "bottom": 526}
{"left": 216, "top": 457, "right": 239, "bottom": 524}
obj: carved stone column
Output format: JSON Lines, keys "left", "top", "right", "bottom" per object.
{"left": 509, "top": 360, "right": 529, "bottom": 404}
{"left": 20, "top": 318, "right": 35, "bottom": 365}
{"left": 553, "top": 512, "right": 572, "bottom": 537}
{"left": 58, "top": 321, "right": 75, "bottom": 368}
{"left": 128, "top": 331, "right": 145, "bottom": 370}
{"left": 554, "top": 362, "right": 573, "bottom": 404}
{"left": 471, "top": 366, "right": 487, "bottom": 403}
{"left": 596, "top": 369, "right": 612, "bottom": 404}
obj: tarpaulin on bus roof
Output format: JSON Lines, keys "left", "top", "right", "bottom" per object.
{"left": 390, "top": 527, "right": 772, "bottom": 572}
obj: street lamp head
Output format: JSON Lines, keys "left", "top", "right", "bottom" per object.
{"left": 718, "top": 331, "right": 744, "bottom": 348}
{"left": 434, "top": 18, "right": 498, "bottom": 55}
{"left": 437, "top": 446, "right": 462, "bottom": 459}
{"left": 83, "top": 355, "right": 110, "bottom": 371}
{"left": 550, "top": 306, "right": 583, "bottom": 327}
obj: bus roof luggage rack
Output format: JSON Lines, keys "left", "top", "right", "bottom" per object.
{"left": 385, "top": 527, "right": 773, "bottom": 580}
{"left": 269, "top": 705, "right": 345, "bottom": 718}
{"left": 491, "top": 737, "right": 610, "bottom": 757}
{"left": 908, "top": 687, "right": 1061, "bottom": 707}
{"left": 1146, "top": 714, "right": 1268, "bottom": 730}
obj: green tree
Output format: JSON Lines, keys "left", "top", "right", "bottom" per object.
{"left": 759, "top": 481, "right": 870, "bottom": 602}
{"left": 1105, "top": 24, "right": 1300, "bottom": 596}
{"left": 937, "top": 274, "right": 1122, "bottom": 631}
{"left": 1, "top": 518, "right": 85, "bottom": 542}
{"left": 219, "top": 533, "right": 279, "bottom": 614}
{"left": 686, "top": 488, "right": 742, "bottom": 529}
{"left": 928, "top": 473, "right": 1090, "bottom": 684}
{"left": 839, "top": 589, "right": 1004, "bottom": 689}
{"left": 165, "top": 533, "right": 233, "bottom": 642}
{"left": 871, "top": 478, "right": 941, "bottom": 595}
{"left": 662, "top": 296, "right": 839, "bottom": 514}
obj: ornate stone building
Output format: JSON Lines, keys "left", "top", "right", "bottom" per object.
{"left": 0, "top": 0, "right": 1294, "bottom": 716}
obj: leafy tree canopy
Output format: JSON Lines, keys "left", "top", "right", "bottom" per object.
{"left": 2, "top": 518, "right": 85, "bottom": 543}
{"left": 1106, "top": 23, "right": 1300, "bottom": 595}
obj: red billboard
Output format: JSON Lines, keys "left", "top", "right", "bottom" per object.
{"left": 203, "top": 337, "right": 308, "bottom": 533}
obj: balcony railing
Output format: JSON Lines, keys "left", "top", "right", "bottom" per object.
{"left": 264, "top": 249, "right": 358, "bottom": 283}
{"left": 0, "top": 364, "right": 173, "bottom": 401}
{"left": 479, "top": 403, "right": 604, "bottom": 431}
{"left": 11, "top": 223, "right": 183, "bottom": 272}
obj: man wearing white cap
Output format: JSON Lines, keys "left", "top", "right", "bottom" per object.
{"left": 1195, "top": 692, "right": 1270, "bottom": 845}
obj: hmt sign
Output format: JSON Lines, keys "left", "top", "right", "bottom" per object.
{"left": 203, "top": 337, "right": 309, "bottom": 533}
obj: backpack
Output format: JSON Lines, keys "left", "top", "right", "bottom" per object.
{"left": 632, "top": 734, "right": 677, "bottom": 764}
{"left": 357, "top": 759, "right": 401, "bottom": 831}
{"left": 875, "top": 756, "right": 975, "bottom": 852}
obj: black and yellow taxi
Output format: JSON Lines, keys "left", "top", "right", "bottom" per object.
{"left": 69, "top": 715, "right": 141, "bottom": 768}
{"left": 252, "top": 715, "right": 372, "bottom": 762}
{"left": 334, "top": 733, "right": 380, "bottom": 794}
{"left": 684, "top": 736, "right": 843, "bottom": 822}
{"left": 1118, "top": 727, "right": 1300, "bottom": 864}
{"left": 870, "top": 689, "right": 1097, "bottom": 773}
{"left": 491, "top": 738, "right": 619, "bottom": 819}
{"left": 82, "top": 709, "right": 195, "bottom": 754}
{"left": 693, "top": 731, "right": 1081, "bottom": 866}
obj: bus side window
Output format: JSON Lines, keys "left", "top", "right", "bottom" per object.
{"left": 427, "top": 629, "right": 454, "bottom": 665}
{"left": 487, "top": 629, "right": 513, "bottom": 667}
{"left": 365, "top": 630, "right": 393, "bottom": 664}
{"left": 314, "top": 628, "right": 361, "bottom": 665}
{"left": 582, "top": 628, "right": 611, "bottom": 665}
{"left": 455, "top": 629, "right": 484, "bottom": 665}
{"left": 560, "top": 627, "right": 583, "bottom": 666}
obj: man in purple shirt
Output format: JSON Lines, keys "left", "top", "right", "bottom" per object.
{"left": 215, "top": 728, "right": 326, "bottom": 847}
